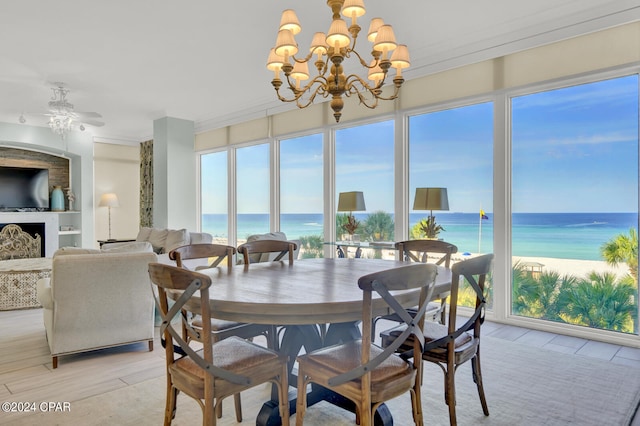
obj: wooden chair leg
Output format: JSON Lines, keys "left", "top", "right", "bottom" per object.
{"left": 359, "top": 400, "right": 371, "bottom": 426}
{"left": 148, "top": 340, "right": 154, "bottom": 351}
{"left": 472, "top": 353, "right": 489, "bottom": 416}
{"left": 52, "top": 356, "right": 58, "bottom": 369}
{"left": 203, "top": 398, "right": 215, "bottom": 426}
{"left": 445, "top": 367, "right": 457, "bottom": 426}
{"left": 165, "top": 381, "right": 177, "bottom": 425}
{"left": 412, "top": 359, "right": 424, "bottom": 426}
{"left": 279, "top": 362, "right": 290, "bottom": 426}
{"left": 215, "top": 400, "right": 222, "bottom": 418}
{"left": 439, "top": 298, "right": 447, "bottom": 324}
{"left": 410, "top": 387, "right": 424, "bottom": 426}
{"left": 233, "top": 393, "right": 242, "bottom": 422}
{"left": 295, "top": 371, "right": 307, "bottom": 426}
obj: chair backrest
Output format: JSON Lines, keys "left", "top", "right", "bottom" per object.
{"left": 237, "top": 239, "right": 297, "bottom": 266}
{"left": 395, "top": 239, "right": 458, "bottom": 267}
{"left": 169, "top": 243, "right": 236, "bottom": 270}
{"left": 147, "top": 262, "right": 250, "bottom": 386}
{"left": 328, "top": 263, "right": 438, "bottom": 387}
{"left": 440, "top": 253, "right": 494, "bottom": 350}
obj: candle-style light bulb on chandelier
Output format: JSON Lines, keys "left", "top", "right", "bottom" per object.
{"left": 267, "top": 0, "right": 410, "bottom": 122}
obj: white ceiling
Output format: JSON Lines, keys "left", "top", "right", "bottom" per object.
{"left": 1, "top": 0, "right": 638, "bottom": 144}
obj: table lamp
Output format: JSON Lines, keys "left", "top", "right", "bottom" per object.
{"left": 337, "top": 191, "right": 366, "bottom": 238}
{"left": 99, "top": 193, "right": 119, "bottom": 240}
{"left": 413, "top": 187, "right": 449, "bottom": 239}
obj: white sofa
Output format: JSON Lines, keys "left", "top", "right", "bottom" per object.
{"left": 36, "top": 244, "right": 157, "bottom": 368}
{"left": 104, "top": 227, "right": 213, "bottom": 264}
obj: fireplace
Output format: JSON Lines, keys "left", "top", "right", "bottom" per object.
{"left": 0, "top": 223, "right": 45, "bottom": 259}
{"left": 0, "top": 213, "right": 58, "bottom": 258}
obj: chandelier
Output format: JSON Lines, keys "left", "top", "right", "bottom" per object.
{"left": 47, "top": 85, "right": 81, "bottom": 139}
{"left": 267, "top": 0, "right": 410, "bottom": 122}
{"left": 19, "top": 83, "right": 104, "bottom": 140}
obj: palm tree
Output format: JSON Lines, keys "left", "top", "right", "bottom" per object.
{"left": 298, "top": 235, "right": 324, "bottom": 258}
{"left": 601, "top": 227, "right": 638, "bottom": 283}
{"left": 362, "top": 210, "right": 394, "bottom": 242}
{"left": 563, "top": 272, "right": 636, "bottom": 332}
{"left": 511, "top": 261, "right": 577, "bottom": 321}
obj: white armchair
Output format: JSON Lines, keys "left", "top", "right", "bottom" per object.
{"left": 36, "top": 247, "right": 157, "bottom": 368}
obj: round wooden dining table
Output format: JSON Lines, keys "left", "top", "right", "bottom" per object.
{"left": 195, "top": 257, "right": 452, "bottom": 426}
{"left": 197, "top": 257, "right": 451, "bottom": 325}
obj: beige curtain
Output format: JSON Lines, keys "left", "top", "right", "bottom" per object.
{"left": 140, "top": 140, "right": 153, "bottom": 228}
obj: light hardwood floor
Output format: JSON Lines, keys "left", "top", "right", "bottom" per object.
{"left": 1, "top": 308, "right": 639, "bottom": 425}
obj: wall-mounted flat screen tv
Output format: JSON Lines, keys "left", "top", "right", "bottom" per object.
{"left": 0, "top": 166, "right": 50, "bottom": 211}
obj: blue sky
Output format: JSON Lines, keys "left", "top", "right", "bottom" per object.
{"left": 512, "top": 75, "right": 638, "bottom": 213}
{"left": 202, "top": 74, "right": 638, "bottom": 215}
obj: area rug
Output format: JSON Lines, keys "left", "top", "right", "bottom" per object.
{"left": 4, "top": 336, "right": 639, "bottom": 425}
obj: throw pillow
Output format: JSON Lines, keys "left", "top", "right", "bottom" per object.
{"left": 136, "top": 227, "right": 153, "bottom": 242}
{"left": 147, "top": 228, "right": 169, "bottom": 253}
{"left": 165, "top": 229, "right": 190, "bottom": 253}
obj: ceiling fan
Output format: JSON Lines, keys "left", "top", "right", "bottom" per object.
{"left": 19, "top": 82, "right": 104, "bottom": 139}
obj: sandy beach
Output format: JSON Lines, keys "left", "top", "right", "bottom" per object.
{"left": 512, "top": 255, "right": 630, "bottom": 279}
{"left": 219, "top": 237, "right": 631, "bottom": 280}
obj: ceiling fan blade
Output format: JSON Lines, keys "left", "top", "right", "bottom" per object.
{"left": 74, "top": 111, "right": 102, "bottom": 119}
{"left": 80, "top": 119, "right": 105, "bottom": 127}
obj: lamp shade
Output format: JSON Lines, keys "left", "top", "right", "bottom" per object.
{"left": 337, "top": 191, "right": 366, "bottom": 212}
{"left": 373, "top": 24, "right": 397, "bottom": 53}
{"left": 413, "top": 188, "right": 449, "bottom": 211}
{"left": 279, "top": 9, "right": 301, "bottom": 35}
{"left": 99, "top": 193, "right": 119, "bottom": 208}
{"left": 310, "top": 32, "right": 328, "bottom": 57}
{"left": 391, "top": 44, "right": 410, "bottom": 69}
{"left": 326, "top": 18, "right": 351, "bottom": 49}
{"left": 266, "top": 48, "right": 284, "bottom": 72}
{"left": 274, "top": 29, "right": 299, "bottom": 58}
{"left": 367, "top": 17, "right": 384, "bottom": 42}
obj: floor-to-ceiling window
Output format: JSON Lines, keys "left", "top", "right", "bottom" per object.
{"left": 197, "top": 70, "right": 640, "bottom": 345}
{"left": 200, "top": 150, "right": 228, "bottom": 244}
{"left": 279, "top": 133, "right": 324, "bottom": 258}
{"left": 511, "top": 75, "right": 639, "bottom": 334}
{"left": 236, "top": 143, "right": 270, "bottom": 242}
{"left": 408, "top": 102, "right": 494, "bottom": 307}
{"left": 335, "top": 120, "right": 395, "bottom": 258}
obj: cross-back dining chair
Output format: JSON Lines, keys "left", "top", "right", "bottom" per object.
{"left": 148, "top": 262, "right": 290, "bottom": 426}
{"left": 295, "top": 263, "right": 438, "bottom": 426}
{"left": 168, "top": 243, "right": 275, "bottom": 422}
{"left": 380, "top": 253, "right": 494, "bottom": 426}
{"left": 396, "top": 239, "right": 458, "bottom": 324}
{"left": 237, "top": 239, "right": 297, "bottom": 266}
{"left": 236, "top": 239, "right": 298, "bottom": 348}
{"left": 169, "top": 243, "right": 235, "bottom": 270}
{"left": 371, "top": 240, "right": 457, "bottom": 339}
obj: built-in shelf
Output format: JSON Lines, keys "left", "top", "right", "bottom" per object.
{"left": 59, "top": 230, "right": 81, "bottom": 235}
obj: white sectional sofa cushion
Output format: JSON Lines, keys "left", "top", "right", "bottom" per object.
{"left": 102, "top": 228, "right": 212, "bottom": 265}
{"left": 36, "top": 246, "right": 158, "bottom": 367}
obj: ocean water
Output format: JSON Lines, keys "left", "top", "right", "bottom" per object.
{"left": 202, "top": 212, "right": 638, "bottom": 261}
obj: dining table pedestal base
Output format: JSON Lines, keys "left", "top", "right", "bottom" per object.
{"left": 255, "top": 322, "right": 394, "bottom": 426}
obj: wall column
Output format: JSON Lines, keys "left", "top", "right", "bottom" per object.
{"left": 153, "top": 117, "right": 196, "bottom": 231}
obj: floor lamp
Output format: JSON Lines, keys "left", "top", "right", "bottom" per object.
{"left": 99, "top": 193, "right": 119, "bottom": 240}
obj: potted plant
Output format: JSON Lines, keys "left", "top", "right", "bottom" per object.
{"left": 342, "top": 214, "right": 360, "bottom": 240}
{"left": 418, "top": 215, "right": 444, "bottom": 239}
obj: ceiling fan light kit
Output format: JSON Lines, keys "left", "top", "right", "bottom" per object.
{"left": 19, "top": 82, "right": 104, "bottom": 140}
